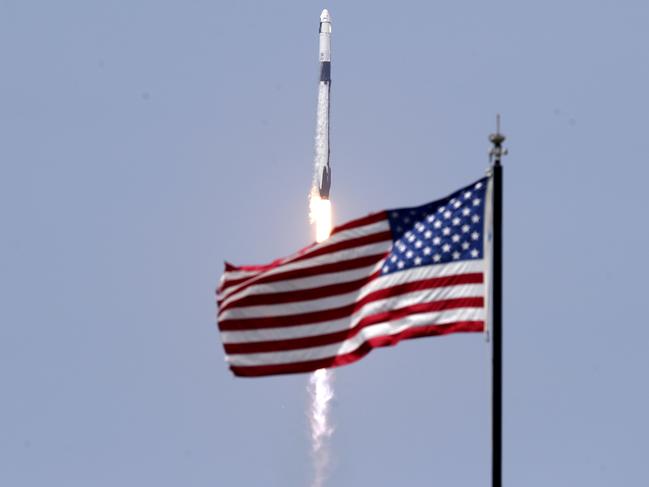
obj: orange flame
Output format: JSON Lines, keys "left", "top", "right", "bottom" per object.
{"left": 309, "top": 188, "right": 332, "bottom": 243}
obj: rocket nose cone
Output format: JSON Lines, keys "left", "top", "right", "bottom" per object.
{"left": 320, "top": 9, "right": 331, "bottom": 23}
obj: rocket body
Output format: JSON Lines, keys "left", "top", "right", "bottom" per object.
{"left": 314, "top": 9, "right": 332, "bottom": 199}
{"left": 319, "top": 9, "right": 331, "bottom": 70}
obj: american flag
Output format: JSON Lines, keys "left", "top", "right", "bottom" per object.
{"left": 217, "top": 177, "right": 490, "bottom": 377}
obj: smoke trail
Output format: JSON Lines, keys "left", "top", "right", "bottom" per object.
{"left": 307, "top": 190, "right": 335, "bottom": 486}
{"left": 308, "top": 368, "right": 334, "bottom": 487}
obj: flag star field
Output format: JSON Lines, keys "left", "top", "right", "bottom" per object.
{"left": 384, "top": 178, "right": 487, "bottom": 275}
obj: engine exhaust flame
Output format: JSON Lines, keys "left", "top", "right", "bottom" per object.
{"left": 308, "top": 368, "right": 334, "bottom": 487}
{"left": 309, "top": 188, "right": 333, "bottom": 243}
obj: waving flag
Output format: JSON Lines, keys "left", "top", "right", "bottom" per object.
{"left": 217, "top": 177, "right": 491, "bottom": 377}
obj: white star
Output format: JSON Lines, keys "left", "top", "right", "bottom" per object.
{"left": 427, "top": 215, "right": 435, "bottom": 223}
{"left": 390, "top": 255, "right": 397, "bottom": 262}
{"left": 391, "top": 211, "right": 399, "bottom": 218}
{"left": 453, "top": 251, "right": 460, "bottom": 260}
{"left": 407, "top": 234, "right": 416, "bottom": 242}
{"left": 462, "top": 207, "right": 471, "bottom": 216}
{"left": 442, "top": 243, "right": 451, "bottom": 253}
{"left": 438, "top": 206, "right": 446, "bottom": 213}
{"left": 452, "top": 234, "right": 460, "bottom": 243}
{"left": 462, "top": 241, "right": 470, "bottom": 250}
{"left": 415, "top": 240, "right": 423, "bottom": 248}
{"left": 415, "top": 223, "right": 424, "bottom": 232}
{"left": 424, "top": 230, "right": 433, "bottom": 239}
{"left": 444, "top": 210, "right": 452, "bottom": 219}
{"left": 433, "top": 236, "right": 441, "bottom": 245}
{"left": 433, "top": 254, "right": 441, "bottom": 262}
{"left": 433, "top": 220, "right": 442, "bottom": 229}
{"left": 464, "top": 191, "right": 472, "bottom": 199}
{"left": 452, "top": 217, "right": 461, "bottom": 226}
{"left": 453, "top": 200, "right": 462, "bottom": 208}
{"left": 383, "top": 265, "right": 390, "bottom": 272}
{"left": 406, "top": 250, "right": 414, "bottom": 259}
{"left": 473, "top": 198, "right": 481, "bottom": 206}
{"left": 423, "top": 246, "right": 432, "bottom": 255}
{"left": 461, "top": 225, "right": 469, "bottom": 233}
{"left": 475, "top": 182, "right": 483, "bottom": 189}
{"left": 414, "top": 256, "right": 422, "bottom": 265}
{"left": 471, "top": 249, "right": 479, "bottom": 258}
{"left": 472, "top": 214, "right": 480, "bottom": 223}
{"left": 471, "top": 232, "right": 480, "bottom": 240}
{"left": 397, "top": 261, "right": 405, "bottom": 269}
{"left": 442, "top": 227, "right": 451, "bottom": 236}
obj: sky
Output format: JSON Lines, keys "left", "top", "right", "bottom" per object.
{"left": 1, "top": 1, "right": 648, "bottom": 485}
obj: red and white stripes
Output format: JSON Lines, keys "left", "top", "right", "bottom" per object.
{"left": 217, "top": 211, "right": 485, "bottom": 377}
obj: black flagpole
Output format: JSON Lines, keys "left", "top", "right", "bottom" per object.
{"left": 489, "top": 116, "right": 506, "bottom": 487}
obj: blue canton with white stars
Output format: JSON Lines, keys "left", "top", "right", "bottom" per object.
{"left": 383, "top": 178, "right": 488, "bottom": 275}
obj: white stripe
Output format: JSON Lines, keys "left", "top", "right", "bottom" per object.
{"left": 221, "top": 268, "right": 265, "bottom": 282}
{"left": 219, "top": 282, "right": 484, "bottom": 321}
{"left": 322, "top": 220, "right": 390, "bottom": 245}
{"left": 222, "top": 284, "right": 483, "bottom": 345}
{"left": 220, "top": 259, "right": 484, "bottom": 317}
{"left": 218, "top": 240, "right": 391, "bottom": 301}
{"left": 221, "top": 298, "right": 484, "bottom": 344}
{"left": 219, "top": 262, "right": 384, "bottom": 311}
{"left": 226, "top": 307, "right": 485, "bottom": 366}
{"left": 355, "top": 259, "right": 484, "bottom": 303}
{"left": 220, "top": 220, "right": 389, "bottom": 284}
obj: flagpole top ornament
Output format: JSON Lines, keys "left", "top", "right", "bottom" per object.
{"left": 489, "top": 114, "right": 507, "bottom": 166}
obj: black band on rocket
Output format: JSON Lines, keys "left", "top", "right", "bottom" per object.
{"left": 320, "top": 62, "right": 331, "bottom": 82}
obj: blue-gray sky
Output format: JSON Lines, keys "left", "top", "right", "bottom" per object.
{"left": 1, "top": 1, "right": 648, "bottom": 485}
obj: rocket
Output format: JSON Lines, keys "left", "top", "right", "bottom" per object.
{"left": 314, "top": 9, "right": 332, "bottom": 199}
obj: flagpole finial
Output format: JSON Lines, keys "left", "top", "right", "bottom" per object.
{"left": 489, "top": 114, "right": 507, "bottom": 166}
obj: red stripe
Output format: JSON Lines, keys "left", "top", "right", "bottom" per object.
{"left": 223, "top": 244, "right": 317, "bottom": 273}
{"left": 228, "top": 321, "right": 484, "bottom": 377}
{"left": 219, "top": 243, "right": 323, "bottom": 292}
{"left": 292, "top": 231, "right": 392, "bottom": 263}
{"left": 219, "top": 252, "right": 389, "bottom": 303}
{"left": 329, "top": 211, "right": 388, "bottom": 236}
{"left": 219, "top": 271, "right": 381, "bottom": 313}
{"left": 224, "top": 299, "right": 484, "bottom": 354}
{"left": 218, "top": 234, "right": 389, "bottom": 294}
{"left": 219, "top": 214, "right": 388, "bottom": 293}
{"left": 220, "top": 295, "right": 483, "bottom": 331}
{"left": 223, "top": 270, "right": 484, "bottom": 311}
{"left": 218, "top": 273, "right": 484, "bottom": 331}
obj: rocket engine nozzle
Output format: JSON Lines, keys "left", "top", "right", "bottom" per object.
{"left": 318, "top": 165, "right": 331, "bottom": 199}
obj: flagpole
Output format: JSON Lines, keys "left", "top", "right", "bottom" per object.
{"left": 489, "top": 116, "right": 506, "bottom": 487}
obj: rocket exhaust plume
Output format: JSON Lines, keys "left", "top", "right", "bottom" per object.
{"left": 308, "top": 9, "right": 334, "bottom": 487}
{"left": 309, "top": 187, "right": 332, "bottom": 243}
{"left": 308, "top": 369, "right": 334, "bottom": 487}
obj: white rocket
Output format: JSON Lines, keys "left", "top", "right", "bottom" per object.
{"left": 314, "top": 9, "right": 332, "bottom": 199}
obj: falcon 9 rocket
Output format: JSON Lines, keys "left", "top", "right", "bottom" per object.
{"left": 314, "top": 9, "right": 332, "bottom": 200}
